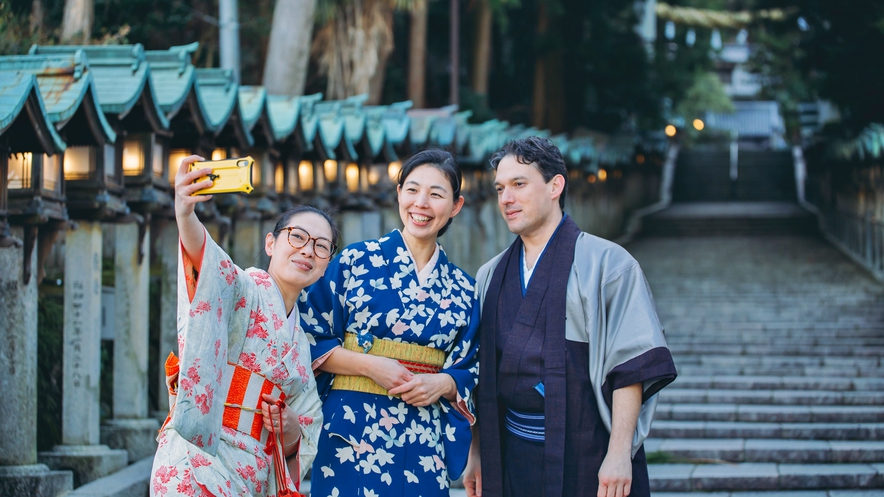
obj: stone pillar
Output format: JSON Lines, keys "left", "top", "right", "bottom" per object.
{"left": 101, "top": 222, "right": 160, "bottom": 462}
{"left": 39, "top": 221, "right": 127, "bottom": 486}
{"left": 154, "top": 222, "right": 178, "bottom": 418}
{"left": 0, "top": 227, "right": 73, "bottom": 496}
{"left": 340, "top": 211, "right": 363, "bottom": 248}
{"left": 360, "top": 211, "right": 382, "bottom": 241}
{"left": 381, "top": 208, "right": 401, "bottom": 237}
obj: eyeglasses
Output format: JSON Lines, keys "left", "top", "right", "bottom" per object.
{"left": 276, "top": 227, "right": 337, "bottom": 259}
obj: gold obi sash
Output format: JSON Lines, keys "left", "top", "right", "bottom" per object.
{"left": 330, "top": 333, "right": 446, "bottom": 396}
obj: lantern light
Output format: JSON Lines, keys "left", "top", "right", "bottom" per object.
{"left": 324, "top": 160, "right": 338, "bottom": 182}
{"left": 587, "top": 174, "right": 597, "bottom": 184}
{"left": 665, "top": 125, "right": 677, "bottom": 137}
{"left": 345, "top": 163, "right": 359, "bottom": 192}
{"left": 168, "top": 149, "right": 191, "bottom": 184}
{"left": 275, "top": 162, "right": 285, "bottom": 194}
{"left": 693, "top": 119, "right": 705, "bottom": 131}
{"left": 598, "top": 169, "right": 607, "bottom": 182}
{"left": 368, "top": 165, "right": 382, "bottom": 185}
{"left": 7, "top": 153, "right": 32, "bottom": 189}
{"left": 388, "top": 161, "right": 402, "bottom": 182}
{"left": 63, "top": 146, "right": 92, "bottom": 180}
{"left": 212, "top": 148, "right": 226, "bottom": 161}
{"left": 299, "top": 161, "right": 314, "bottom": 191}
{"left": 636, "top": 154, "right": 646, "bottom": 165}
{"left": 122, "top": 138, "right": 145, "bottom": 176}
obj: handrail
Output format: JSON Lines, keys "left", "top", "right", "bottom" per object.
{"left": 793, "top": 146, "right": 884, "bottom": 282}
{"left": 614, "top": 144, "right": 679, "bottom": 245}
{"left": 822, "top": 209, "right": 884, "bottom": 280}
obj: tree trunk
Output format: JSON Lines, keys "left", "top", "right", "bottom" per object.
{"left": 470, "top": 0, "right": 492, "bottom": 98}
{"left": 545, "top": 48, "right": 565, "bottom": 133}
{"left": 61, "top": 0, "right": 93, "bottom": 43}
{"left": 219, "top": 0, "right": 241, "bottom": 84}
{"left": 263, "top": 0, "right": 317, "bottom": 96}
{"left": 408, "top": 0, "right": 428, "bottom": 108}
{"left": 531, "top": 2, "right": 549, "bottom": 129}
{"left": 30, "top": 0, "right": 44, "bottom": 38}
{"left": 366, "top": 5, "right": 393, "bottom": 105}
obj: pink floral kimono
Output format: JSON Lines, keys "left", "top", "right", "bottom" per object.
{"left": 150, "top": 230, "right": 322, "bottom": 496}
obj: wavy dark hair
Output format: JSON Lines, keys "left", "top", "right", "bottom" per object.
{"left": 397, "top": 149, "right": 463, "bottom": 237}
{"left": 489, "top": 136, "right": 568, "bottom": 209}
{"left": 272, "top": 205, "right": 340, "bottom": 249}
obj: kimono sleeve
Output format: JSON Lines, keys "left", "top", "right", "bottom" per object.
{"left": 439, "top": 282, "right": 480, "bottom": 426}
{"left": 286, "top": 368, "right": 324, "bottom": 484}
{"left": 599, "top": 262, "right": 677, "bottom": 407}
{"left": 297, "top": 253, "right": 349, "bottom": 399}
{"left": 171, "top": 228, "right": 250, "bottom": 456}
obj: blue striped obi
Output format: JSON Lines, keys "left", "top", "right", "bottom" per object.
{"left": 504, "top": 407, "right": 545, "bottom": 442}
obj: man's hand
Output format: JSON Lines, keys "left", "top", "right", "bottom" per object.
{"left": 597, "top": 449, "right": 632, "bottom": 497}
{"left": 599, "top": 383, "right": 642, "bottom": 497}
{"left": 463, "top": 436, "right": 482, "bottom": 497}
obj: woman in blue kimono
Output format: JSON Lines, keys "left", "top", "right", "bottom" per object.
{"left": 299, "top": 149, "right": 480, "bottom": 497}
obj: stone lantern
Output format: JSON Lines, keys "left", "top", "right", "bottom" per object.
{"left": 0, "top": 69, "right": 71, "bottom": 494}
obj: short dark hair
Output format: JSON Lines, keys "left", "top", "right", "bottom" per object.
{"left": 273, "top": 205, "right": 340, "bottom": 249}
{"left": 489, "top": 136, "right": 568, "bottom": 209}
{"left": 397, "top": 148, "right": 463, "bottom": 237}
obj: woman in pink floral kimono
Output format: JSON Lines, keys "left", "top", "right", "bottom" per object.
{"left": 150, "top": 155, "right": 335, "bottom": 496}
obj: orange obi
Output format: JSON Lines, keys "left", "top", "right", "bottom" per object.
{"left": 162, "top": 353, "right": 286, "bottom": 444}
{"left": 330, "top": 332, "right": 446, "bottom": 396}
{"left": 222, "top": 363, "right": 286, "bottom": 444}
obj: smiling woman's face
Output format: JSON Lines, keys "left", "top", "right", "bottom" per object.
{"left": 265, "top": 211, "right": 334, "bottom": 290}
{"left": 397, "top": 164, "right": 463, "bottom": 244}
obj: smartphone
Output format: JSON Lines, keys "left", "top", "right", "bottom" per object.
{"left": 188, "top": 157, "right": 255, "bottom": 195}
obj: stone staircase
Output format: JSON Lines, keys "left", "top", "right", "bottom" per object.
{"left": 627, "top": 232, "right": 884, "bottom": 496}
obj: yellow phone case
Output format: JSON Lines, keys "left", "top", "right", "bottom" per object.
{"left": 189, "top": 157, "right": 255, "bottom": 195}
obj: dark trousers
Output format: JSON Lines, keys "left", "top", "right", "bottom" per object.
{"left": 502, "top": 430, "right": 545, "bottom": 497}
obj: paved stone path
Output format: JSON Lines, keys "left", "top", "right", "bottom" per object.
{"left": 628, "top": 231, "right": 884, "bottom": 495}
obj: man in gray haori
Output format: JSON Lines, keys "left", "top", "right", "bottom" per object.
{"left": 463, "top": 136, "right": 677, "bottom": 497}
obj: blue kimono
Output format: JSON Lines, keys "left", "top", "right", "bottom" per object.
{"left": 298, "top": 230, "right": 480, "bottom": 497}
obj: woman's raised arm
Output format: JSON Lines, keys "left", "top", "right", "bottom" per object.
{"left": 174, "top": 155, "right": 214, "bottom": 265}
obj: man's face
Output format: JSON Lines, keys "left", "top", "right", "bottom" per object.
{"left": 493, "top": 155, "right": 561, "bottom": 237}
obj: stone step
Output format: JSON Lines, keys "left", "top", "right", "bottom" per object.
{"left": 659, "top": 389, "right": 884, "bottom": 406}
{"left": 663, "top": 328, "right": 884, "bottom": 337}
{"left": 667, "top": 340, "right": 884, "bottom": 349}
{"left": 648, "top": 463, "right": 884, "bottom": 492}
{"left": 670, "top": 376, "right": 884, "bottom": 392}
{"left": 644, "top": 438, "right": 884, "bottom": 463}
{"left": 669, "top": 345, "right": 884, "bottom": 357}
{"left": 675, "top": 365, "right": 884, "bottom": 378}
{"left": 653, "top": 491, "right": 884, "bottom": 497}
{"left": 656, "top": 404, "right": 884, "bottom": 423}
{"left": 673, "top": 356, "right": 883, "bottom": 369}
{"left": 649, "top": 421, "right": 884, "bottom": 440}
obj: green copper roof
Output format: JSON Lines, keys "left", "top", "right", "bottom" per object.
{"left": 362, "top": 106, "right": 399, "bottom": 162}
{"left": 315, "top": 100, "right": 357, "bottom": 161}
{"left": 194, "top": 68, "right": 252, "bottom": 148}
{"left": 238, "top": 86, "right": 274, "bottom": 145}
{"left": 0, "top": 51, "right": 116, "bottom": 145}
{"left": 144, "top": 43, "right": 197, "bottom": 117}
{"left": 0, "top": 71, "right": 66, "bottom": 154}
{"left": 368, "top": 101, "right": 411, "bottom": 148}
{"left": 238, "top": 86, "right": 266, "bottom": 128}
{"left": 296, "top": 93, "right": 324, "bottom": 154}
{"left": 29, "top": 44, "right": 169, "bottom": 132}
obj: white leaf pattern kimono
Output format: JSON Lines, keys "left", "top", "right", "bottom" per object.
{"left": 150, "top": 230, "right": 323, "bottom": 496}
{"left": 298, "top": 230, "right": 480, "bottom": 497}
